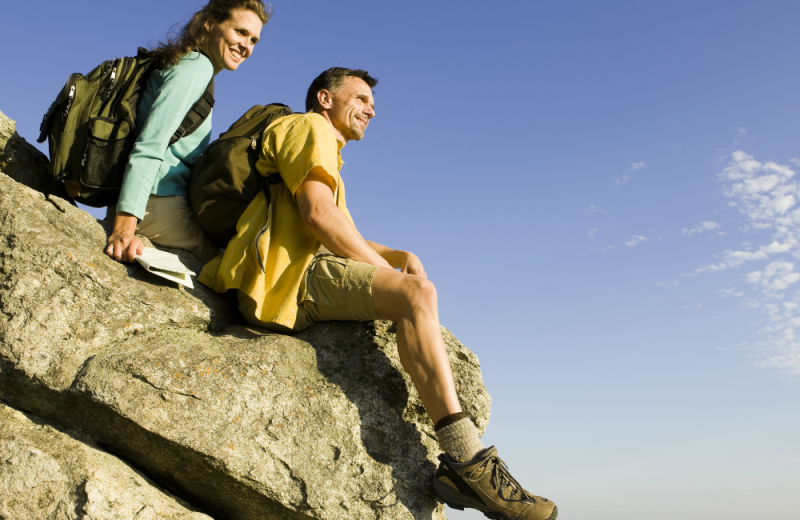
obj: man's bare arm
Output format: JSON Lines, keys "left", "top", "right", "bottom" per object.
{"left": 296, "top": 167, "right": 392, "bottom": 269}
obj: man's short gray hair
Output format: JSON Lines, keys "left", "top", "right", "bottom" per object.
{"left": 305, "top": 67, "right": 378, "bottom": 112}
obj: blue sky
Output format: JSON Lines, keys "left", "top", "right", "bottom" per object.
{"left": 2, "top": 1, "right": 799, "bottom": 518}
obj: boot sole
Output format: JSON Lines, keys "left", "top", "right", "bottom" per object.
{"left": 431, "top": 479, "right": 492, "bottom": 512}
{"left": 431, "top": 480, "right": 559, "bottom": 520}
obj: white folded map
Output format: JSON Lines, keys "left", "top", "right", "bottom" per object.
{"left": 134, "top": 247, "right": 195, "bottom": 288}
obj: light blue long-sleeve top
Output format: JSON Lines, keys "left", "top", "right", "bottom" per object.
{"left": 116, "top": 51, "right": 214, "bottom": 220}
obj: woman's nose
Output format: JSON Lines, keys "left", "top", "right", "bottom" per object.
{"left": 242, "top": 40, "right": 254, "bottom": 58}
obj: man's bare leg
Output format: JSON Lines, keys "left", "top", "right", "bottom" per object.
{"left": 371, "top": 267, "right": 461, "bottom": 424}
{"left": 371, "top": 270, "right": 559, "bottom": 519}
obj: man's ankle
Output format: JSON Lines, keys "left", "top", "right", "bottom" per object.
{"left": 434, "top": 412, "right": 485, "bottom": 463}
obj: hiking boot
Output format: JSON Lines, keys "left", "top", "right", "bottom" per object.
{"left": 431, "top": 446, "right": 557, "bottom": 520}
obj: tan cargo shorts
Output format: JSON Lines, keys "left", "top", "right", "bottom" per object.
{"left": 300, "top": 254, "right": 381, "bottom": 324}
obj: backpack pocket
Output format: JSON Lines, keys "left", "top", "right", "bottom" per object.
{"left": 80, "top": 116, "right": 135, "bottom": 190}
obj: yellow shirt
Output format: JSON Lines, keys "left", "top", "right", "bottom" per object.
{"left": 199, "top": 113, "right": 352, "bottom": 331}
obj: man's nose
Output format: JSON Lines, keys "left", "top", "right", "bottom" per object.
{"left": 364, "top": 105, "right": 375, "bottom": 118}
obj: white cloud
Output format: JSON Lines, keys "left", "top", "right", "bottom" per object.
{"left": 587, "top": 228, "right": 598, "bottom": 239}
{"left": 625, "top": 235, "right": 648, "bottom": 247}
{"left": 702, "top": 151, "right": 800, "bottom": 375}
{"left": 683, "top": 221, "right": 721, "bottom": 236}
{"left": 719, "top": 151, "right": 798, "bottom": 229}
{"left": 656, "top": 280, "right": 680, "bottom": 288}
{"left": 615, "top": 175, "right": 631, "bottom": 186}
{"left": 746, "top": 261, "right": 800, "bottom": 294}
{"left": 692, "top": 248, "right": 769, "bottom": 274}
{"left": 631, "top": 162, "right": 646, "bottom": 171}
{"left": 589, "top": 205, "right": 605, "bottom": 213}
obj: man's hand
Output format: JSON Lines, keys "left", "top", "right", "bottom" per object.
{"left": 367, "top": 242, "right": 427, "bottom": 279}
{"left": 106, "top": 212, "right": 143, "bottom": 263}
{"left": 389, "top": 251, "right": 426, "bottom": 278}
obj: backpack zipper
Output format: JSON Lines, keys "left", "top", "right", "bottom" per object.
{"left": 105, "top": 61, "right": 118, "bottom": 102}
{"left": 108, "top": 57, "right": 137, "bottom": 116}
{"left": 59, "top": 74, "right": 80, "bottom": 133}
{"left": 63, "top": 86, "right": 76, "bottom": 121}
{"left": 193, "top": 135, "right": 258, "bottom": 164}
{"left": 105, "top": 58, "right": 128, "bottom": 114}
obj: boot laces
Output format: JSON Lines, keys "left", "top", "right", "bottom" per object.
{"left": 477, "top": 456, "right": 529, "bottom": 501}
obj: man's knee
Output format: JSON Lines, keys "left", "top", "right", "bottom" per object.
{"left": 372, "top": 269, "right": 439, "bottom": 321}
{"left": 400, "top": 275, "right": 437, "bottom": 315}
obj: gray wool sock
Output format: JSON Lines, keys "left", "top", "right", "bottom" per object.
{"left": 435, "top": 413, "right": 485, "bottom": 463}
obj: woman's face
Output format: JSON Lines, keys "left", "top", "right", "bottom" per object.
{"left": 204, "top": 8, "right": 263, "bottom": 74}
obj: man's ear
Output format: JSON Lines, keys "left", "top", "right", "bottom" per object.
{"left": 317, "top": 89, "right": 333, "bottom": 110}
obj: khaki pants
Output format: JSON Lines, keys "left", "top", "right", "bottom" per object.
{"left": 107, "top": 195, "right": 218, "bottom": 263}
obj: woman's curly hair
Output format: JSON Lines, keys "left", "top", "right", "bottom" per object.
{"left": 150, "top": 0, "right": 270, "bottom": 69}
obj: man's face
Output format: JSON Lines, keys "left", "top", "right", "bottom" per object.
{"left": 325, "top": 77, "right": 376, "bottom": 142}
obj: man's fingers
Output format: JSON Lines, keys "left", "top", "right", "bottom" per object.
{"left": 403, "top": 262, "right": 427, "bottom": 279}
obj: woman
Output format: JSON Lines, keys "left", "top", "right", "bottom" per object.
{"left": 105, "top": 0, "right": 269, "bottom": 264}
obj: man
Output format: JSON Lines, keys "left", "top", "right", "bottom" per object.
{"left": 199, "top": 67, "right": 558, "bottom": 520}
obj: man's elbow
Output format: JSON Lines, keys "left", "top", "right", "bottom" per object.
{"left": 300, "top": 203, "right": 327, "bottom": 231}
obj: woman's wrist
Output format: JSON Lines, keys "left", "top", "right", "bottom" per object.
{"left": 112, "top": 212, "right": 139, "bottom": 235}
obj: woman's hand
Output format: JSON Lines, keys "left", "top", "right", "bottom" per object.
{"left": 106, "top": 212, "right": 143, "bottom": 263}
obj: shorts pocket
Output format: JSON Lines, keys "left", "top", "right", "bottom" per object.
{"left": 302, "top": 256, "right": 349, "bottom": 308}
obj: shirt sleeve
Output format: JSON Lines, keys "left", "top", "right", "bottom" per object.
{"left": 115, "top": 53, "right": 214, "bottom": 219}
{"left": 259, "top": 113, "right": 341, "bottom": 197}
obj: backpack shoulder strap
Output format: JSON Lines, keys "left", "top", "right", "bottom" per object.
{"left": 253, "top": 172, "right": 286, "bottom": 271}
{"left": 168, "top": 77, "right": 215, "bottom": 146}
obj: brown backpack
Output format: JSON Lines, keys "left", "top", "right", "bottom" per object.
{"left": 189, "top": 104, "right": 293, "bottom": 248}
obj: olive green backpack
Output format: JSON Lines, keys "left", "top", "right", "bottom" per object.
{"left": 189, "top": 103, "right": 294, "bottom": 248}
{"left": 37, "top": 48, "right": 214, "bottom": 207}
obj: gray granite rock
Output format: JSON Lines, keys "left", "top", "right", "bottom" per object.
{"left": 0, "top": 402, "right": 213, "bottom": 520}
{"left": 0, "top": 172, "right": 232, "bottom": 393}
{"left": 0, "top": 109, "right": 55, "bottom": 195}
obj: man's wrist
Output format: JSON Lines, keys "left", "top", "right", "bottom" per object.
{"left": 383, "top": 249, "right": 409, "bottom": 268}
